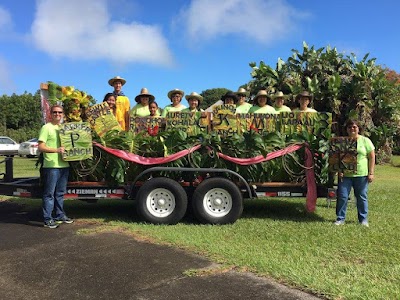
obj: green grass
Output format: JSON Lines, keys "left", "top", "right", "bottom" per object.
{"left": 1, "top": 157, "right": 400, "bottom": 299}
{"left": 0, "top": 156, "right": 40, "bottom": 177}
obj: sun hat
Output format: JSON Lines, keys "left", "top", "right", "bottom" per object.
{"left": 235, "top": 87, "right": 249, "bottom": 96}
{"left": 167, "top": 88, "right": 185, "bottom": 100}
{"left": 253, "top": 90, "right": 271, "bottom": 105}
{"left": 296, "top": 91, "right": 313, "bottom": 101}
{"left": 108, "top": 76, "right": 126, "bottom": 86}
{"left": 273, "top": 91, "right": 287, "bottom": 99}
{"left": 135, "top": 87, "right": 155, "bottom": 103}
{"left": 221, "top": 91, "right": 238, "bottom": 104}
{"left": 185, "top": 92, "right": 203, "bottom": 104}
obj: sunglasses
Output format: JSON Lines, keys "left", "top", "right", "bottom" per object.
{"left": 52, "top": 111, "right": 63, "bottom": 114}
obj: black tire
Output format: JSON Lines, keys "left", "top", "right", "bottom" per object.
{"left": 192, "top": 177, "right": 243, "bottom": 224}
{"left": 136, "top": 177, "right": 188, "bottom": 225}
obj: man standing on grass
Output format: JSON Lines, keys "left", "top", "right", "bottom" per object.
{"left": 38, "top": 105, "right": 73, "bottom": 228}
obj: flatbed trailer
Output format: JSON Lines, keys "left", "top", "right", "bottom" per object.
{"left": 0, "top": 157, "right": 335, "bottom": 225}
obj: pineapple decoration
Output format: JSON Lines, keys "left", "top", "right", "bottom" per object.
{"left": 47, "top": 81, "right": 96, "bottom": 122}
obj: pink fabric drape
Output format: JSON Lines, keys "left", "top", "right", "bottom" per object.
{"left": 93, "top": 142, "right": 201, "bottom": 165}
{"left": 217, "top": 144, "right": 317, "bottom": 212}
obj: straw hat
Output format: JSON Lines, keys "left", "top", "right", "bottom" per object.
{"left": 296, "top": 91, "right": 313, "bottom": 101}
{"left": 221, "top": 91, "right": 238, "bottom": 104}
{"left": 273, "top": 91, "right": 287, "bottom": 99}
{"left": 185, "top": 92, "right": 203, "bottom": 104}
{"left": 235, "top": 87, "right": 249, "bottom": 96}
{"left": 108, "top": 76, "right": 126, "bottom": 86}
{"left": 167, "top": 88, "right": 185, "bottom": 100}
{"left": 253, "top": 90, "right": 271, "bottom": 105}
{"left": 135, "top": 87, "right": 155, "bottom": 103}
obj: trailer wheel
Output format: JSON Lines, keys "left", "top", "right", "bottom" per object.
{"left": 192, "top": 178, "right": 243, "bottom": 224}
{"left": 136, "top": 178, "right": 187, "bottom": 225}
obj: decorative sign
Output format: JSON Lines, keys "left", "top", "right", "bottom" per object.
{"left": 212, "top": 105, "right": 239, "bottom": 136}
{"left": 130, "top": 116, "right": 166, "bottom": 135}
{"left": 248, "top": 113, "right": 278, "bottom": 134}
{"left": 60, "top": 122, "right": 93, "bottom": 161}
{"left": 328, "top": 137, "right": 357, "bottom": 173}
{"left": 165, "top": 111, "right": 210, "bottom": 135}
{"left": 85, "top": 102, "right": 121, "bottom": 137}
{"left": 279, "top": 112, "right": 331, "bottom": 136}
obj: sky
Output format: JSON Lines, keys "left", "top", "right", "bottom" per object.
{"left": 0, "top": 0, "right": 399, "bottom": 109}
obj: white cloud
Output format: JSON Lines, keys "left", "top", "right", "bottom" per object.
{"left": 31, "top": 0, "right": 174, "bottom": 66}
{"left": 179, "top": 0, "right": 306, "bottom": 45}
{"left": 0, "top": 57, "right": 16, "bottom": 94}
{"left": 0, "top": 6, "right": 13, "bottom": 31}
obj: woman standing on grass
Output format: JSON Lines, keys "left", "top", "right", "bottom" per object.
{"left": 335, "top": 119, "right": 375, "bottom": 227}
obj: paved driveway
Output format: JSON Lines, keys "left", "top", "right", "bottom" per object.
{"left": 0, "top": 200, "right": 322, "bottom": 300}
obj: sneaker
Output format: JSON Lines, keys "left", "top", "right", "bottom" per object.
{"left": 360, "top": 220, "right": 369, "bottom": 227}
{"left": 55, "top": 217, "right": 74, "bottom": 224}
{"left": 44, "top": 220, "right": 59, "bottom": 229}
{"left": 334, "top": 220, "right": 345, "bottom": 226}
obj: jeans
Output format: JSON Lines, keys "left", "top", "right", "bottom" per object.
{"left": 42, "top": 168, "right": 69, "bottom": 222}
{"left": 336, "top": 176, "right": 369, "bottom": 223}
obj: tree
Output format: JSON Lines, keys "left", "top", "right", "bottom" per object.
{"left": 200, "top": 88, "right": 230, "bottom": 109}
{"left": 0, "top": 91, "right": 42, "bottom": 142}
{"left": 248, "top": 41, "right": 400, "bottom": 161}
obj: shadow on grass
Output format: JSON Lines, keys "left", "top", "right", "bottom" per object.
{"left": 1, "top": 197, "right": 325, "bottom": 226}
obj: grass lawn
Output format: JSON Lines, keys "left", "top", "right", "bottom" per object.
{"left": 1, "top": 156, "right": 400, "bottom": 299}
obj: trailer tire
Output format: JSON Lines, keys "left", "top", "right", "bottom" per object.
{"left": 192, "top": 177, "right": 243, "bottom": 224}
{"left": 136, "top": 178, "right": 187, "bottom": 225}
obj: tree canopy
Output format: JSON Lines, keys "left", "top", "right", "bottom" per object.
{"left": 0, "top": 91, "right": 42, "bottom": 142}
{"left": 247, "top": 41, "right": 400, "bottom": 162}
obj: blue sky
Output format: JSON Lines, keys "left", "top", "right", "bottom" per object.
{"left": 0, "top": 0, "right": 399, "bottom": 109}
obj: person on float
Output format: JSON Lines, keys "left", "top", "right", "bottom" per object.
{"left": 149, "top": 101, "right": 161, "bottom": 117}
{"left": 235, "top": 87, "right": 252, "bottom": 113}
{"left": 248, "top": 90, "right": 277, "bottom": 113}
{"left": 161, "top": 89, "right": 187, "bottom": 117}
{"left": 335, "top": 119, "right": 375, "bottom": 227}
{"left": 221, "top": 91, "right": 239, "bottom": 105}
{"left": 108, "top": 76, "right": 130, "bottom": 130}
{"left": 102, "top": 93, "right": 117, "bottom": 116}
{"left": 130, "top": 88, "right": 158, "bottom": 117}
{"left": 272, "top": 91, "right": 291, "bottom": 112}
{"left": 182, "top": 92, "right": 204, "bottom": 113}
{"left": 293, "top": 91, "right": 317, "bottom": 112}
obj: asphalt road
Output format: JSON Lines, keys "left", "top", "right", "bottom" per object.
{"left": 0, "top": 200, "right": 322, "bottom": 300}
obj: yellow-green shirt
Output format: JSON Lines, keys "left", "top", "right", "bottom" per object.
{"left": 130, "top": 103, "right": 151, "bottom": 117}
{"left": 161, "top": 104, "right": 187, "bottom": 117}
{"left": 235, "top": 103, "right": 252, "bottom": 114}
{"left": 274, "top": 105, "right": 291, "bottom": 112}
{"left": 248, "top": 105, "right": 277, "bottom": 114}
{"left": 38, "top": 123, "right": 69, "bottom": 168}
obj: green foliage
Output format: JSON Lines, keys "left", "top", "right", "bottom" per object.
{"left": 0, "top": 92, "right": 42, "bottom": 142}
{"left": 200, "top": 88, "right": 230, "bottom": 109}
{"left": 248, "top": 41, "right": 400, "bottom": 160}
